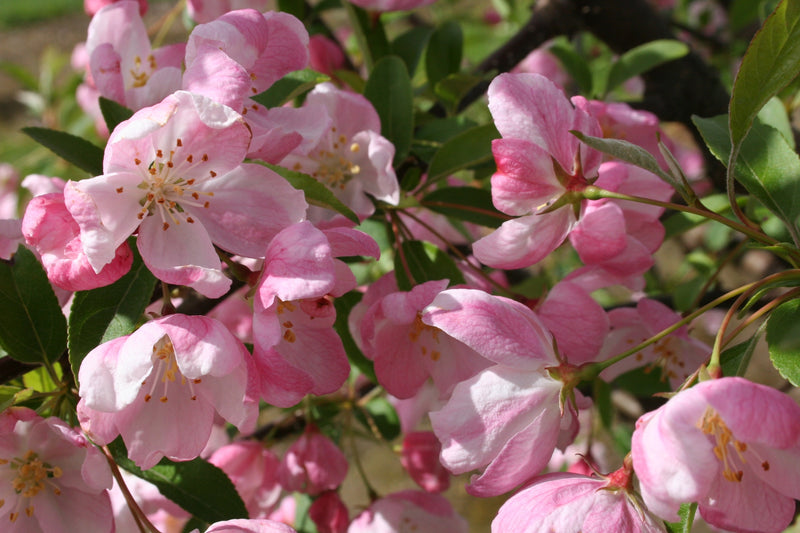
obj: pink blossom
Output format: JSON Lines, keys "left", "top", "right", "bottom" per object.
{"left": 252, "top": 221, "right": 378, "bottom": 407}
{"left": 422, "top": 288, "right": 586, "bottom": 496}
{"left": 492, "top": 470, "right": 667, "bottom": 533}
{"left": 599, "top": 298, "right": 709, "bottom": 388}
{"left": 186, "top": 0, "right": 272, "bottom": 24}
{"left": 65, "top": 90, "right": 306, "bottom": 298}
{"left": 0, "top": 407, "right": 113, "bottom": 533}
{"left": 472, "top": 73, "right": 605, "bottom": 269}
{"left": 513, "top": 45, "right": 571, "bottom": 90}
{"left": 277, "top": 426, "right": 348, "bottom": 495}
{"left": 359, "top": 279, "right": 490, "bottom": 399}
{"left": 86, "top": 1, "right": 184, "bottom": 110}
{"left": 77, "top": 314, "right": 258, "bottom": 469}
{"left": 309, "top": 35, "right": 346, "bottom": 77}
{"left": 401, "top": 431, "right": 450, "bottom": 493}
{"left": 194, "top": 519, "right": 298, "bottom": 533}
{"left": 348, "top": 490, "right": 468, "bottom": 532}
{"left": 110, "top": 470, "right": 189, "bottom": 533}
{"left": 632, "top": 377, "right": 800, "bottom": 533}
{"left": 85, "top": 0, "right": 147, "bottom": 16}
{"left": 309, "top": 491, "right": 349, "bottom": 533}
{"left": 209, "top": 441, "right": 282, "bottom": 518}
{"left": 277, "top": 83, "right": 399, "bottom": 222}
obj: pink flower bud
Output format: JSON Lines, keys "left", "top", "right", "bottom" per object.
{"left": 400, "top": 431, "right": 450, "bottom": 493}
{"left": 277, "top": 426, "right": 348, "bottom": 495}
{"left": 209, "top": 441, "right": 282, "bottom": 518}
{"left": 309, "top": 491, "right": 349, "bottom": 533}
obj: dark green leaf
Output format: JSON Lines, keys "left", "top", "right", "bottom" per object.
{"left": 425, "top": 21, "right": 463, "bottom": 89}
{"left": 99, "top": 97, "right": 133, "bottom": 133}
{"left": 666, "top": 502, "right": 698, "bottom": 533}
{"left": 433, "top": 73, "right": 485, "bottom": 110}
{"left": 729, "top": 0, "right": 800, "bottom": 149}
{"left": 344, "top": 2, "right": 390, "bottom": 71}
{"left": 110, "top": 439, "right": 248, "bottom": 523}
{"left": 611, "top": 366, "right": 670, "bottom": 396}
{"left": 606, "top": 40, "right": 689, "bottom": 95}
{"left": 391, "top": 26, "right": 433, "bottom": 77}
{"left": 693, "top": 114, "right": 800, "bottom": 242}
{"left": 364, "top": 55, "right": 413, "bottom": 164}
{"left": 394, "top": 240, "right": 465, "bottom": 291}
{"left": 259, "top": 162, "right": 359, "bottom": 224}
{"left": 548, "top": 37, "right": 593, "bottom": 95}
{"left": 334, "top": 290, "right": 377, "bottom": 383}
{"left": 23, "top": 126, "right": 103, "bottom": 176}
{"left": 593, "top": 379, "right": 613, "bottom": 429}
{"left": 355, "top": 396, "right": 400, "bottom": 441}
{"left": 420, "top": 186, "right": 506, "bottom": 228}
{"left": 68, "top": 243, "right": 157, "bottom": 385}
{"left": 0, "top": 246, "right": 66, "bottom": 365}
{"left": 720, "top": 324, "right": 763, "bottom": 378}
{"left": 767, "top": 298, "right": 800, "bottom": 386}
{"left": 251, "top": 69, "right": 330, "bottom": 108}
{"left": 427, "top": 123, "right": 498, "bottom": 183}
{"left": 277, "top": 0, "right": 308, "bottom": 19}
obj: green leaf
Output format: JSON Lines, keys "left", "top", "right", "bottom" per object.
{"left": 22, "top": 126, "right": 104, "bottom": 176}
{"left": 344, "top": 2, "right": 390, "bottom": 71}
{"left": 259, "top": 162, "right": 359, "bottom": 224}
{"left": 593, "top": 379, "right": 613, "bottom": 429}
{"left": 425, "top": 21, "right": 463, "bottom": 90}
{"left": 98, "top": 97, "right": 133, "bottom": 133}
{"left": 548, "top": 37, "right": 593, "bottom": 95}
{"left": 420, "top": 186, "right": 506, "bottom": 228}
{"left": 334, "top": 290, "right": 377, "bottom": 383}
{"left": 757, "top": 96, "right": 795, "bottom": 148}
{"left": 693, "top": 114, "right": 800, "bottom": 243}
{"left": 364, "top": 55, "right": 414, "bottom": 164}
{"left": 729, "top": 0, "right": 800, "bottom": 150}
{"left": 355, "top": 396, "right": 401, "bottom": 441}
{"left": 663, "top": 194, "right": 730, "bottom": 239}
{"left": 68, "top": 244, "right": 157, "bottom": 385}
{"left": 251, "top": 69, "right": 330, "bottom": 108}
{"left": 0, "top": 61, "right": 38, "bottom": 91}
{"left": 433, "top": 73, "right": 485, "bottom": 111}
{"left": 665, "top": 502, "right": 698, "bottom": 533}
{"left": 720, "top": 324, "right": 765, "bottom": 378}
{"left": 427, "top": 123, "right": 499, "bottom": 183}
{"left": 767, "top": 298, "right": 800, "bottom": 386}
{"left": 606, "top": 39, "right": 689, "bottom": 95}
{"left": 0, "top": 246, "right": 66, "bottom": 365}
{"left": 109, "top": 439, "right": 247, "bottom": 523}
{"left": 394, "top": 240, "right": 465, "bottom": 291}
{"left": 611, "top": 366, "right": 670, "bottom": 396}
{"left": 391, "top": 26, "right": 433, "bottom": 77}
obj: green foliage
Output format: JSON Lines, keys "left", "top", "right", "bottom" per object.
{"left": 98, "top": 97, "right": 133, "bottom": 134}
{"left": 364, "top": 55, "right": 414, "bottom": 165}
{"left": 0, "top": 246, "right": 66, "bottom": 366}
{"left": 334, "top": 290, "right": 377, "bottom": 383}
{"left": 355, "top": 396, "right": 401, "bottom": 441}
{"left": 767, "top": 298, "right": 800, "bottom": 386}
{"left": 426, "top": 21, "right": 463, "bottom": 91}
{"left": 665, "top": 502, "right": 698, "bottom": 533}
{"left": 251, "top": 69, "right": 331, "bottom": 108}
{"left": 420, "top": 186, "right": 505, "bottom": 228}
{"left": 426, "top": 123, "right": 498, "bottom": 183}
{"left": 394, "top": 240, "right": 465, "bottom": 291}
{"left": 391, "top": 26, "right": 433, "bottom": 77}
{"left": 604, "top": 40, "right": 689, "bottom": 96}
{"left": 22, "top": 126, "right": 104, "bottom": 176}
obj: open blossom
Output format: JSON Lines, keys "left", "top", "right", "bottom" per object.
{"left": 632, "top": 377, "right": 800, "bottom": 533}
{"left": 186, "top": 0, "right": 272, "bottom": 24}
{"left": 422, "top": 288, "right": 586, "bottom": 496}
{"left": 209, "top": 441, "right": 282, "bottom": 518}
{"left": 193, "top": 519, "right": 298, "bottom": 533}
{"left": 0, "top": 407, "right": 114, "bottom": 533}
{"left": 86, "top": 1, "right": 184, "bottom": 110}
{"left": 492, "top": 470, "right": 666, "bottom": 533}
{"left": 277, "top": 426, "right": 348, "bottom": 495}
{"left": 65, "top": 90, "right": 306, "bottom": 298}
{"left": 77, "top": 314, "right": 258, "bottom": 469}
{"left": 348, "top": 490, "right": 468, "bottom": 532}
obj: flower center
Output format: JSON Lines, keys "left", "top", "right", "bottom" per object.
{"left": 0, "top": 450, "right": 63, "bottom": 522}
{"left": 293, "top": 128, "right": 361, "bottom": 191}
{"left": 142, "top": 336, "right": 201, "bottom": 403}
{"left": 409, "top": 313, "right": 441, "bottom": 362}
{"left": 696, "top": 406, "right": 771, "bottom": 483}
{"left": 129, "top": 54, "right": 157, "bottom": 89}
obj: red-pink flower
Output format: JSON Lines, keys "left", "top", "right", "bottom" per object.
{"left": 0, "top": 408, "right": 114, "bottom": 533}
{"left": 348, "top": 490, "right": 468, "bottom": 532}
{"left": 194, "top": 519, "right": 298, "bottom": 533}
{"left": 309, "top": 491, "right": 349, "bottom": 533}
{"left": 401, "top": 431, "right": 450, "bottom": 493}
{"left": 277, "top": 426, "right": 348, "bottom": 495}
{"left": 632, "top": 377, "right": 800, "bottom": 533}
{"left": 209, "top": 441, "right": 282, "bottom": 518}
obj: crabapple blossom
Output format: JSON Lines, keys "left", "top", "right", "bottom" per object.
{"left": 194, "top": 518, "right": 299, "bottom": 533}
{"left": 65, "top": 90, "right": 306, "bottom": 297}
{"left": 492, "top": 469, "right": 667, "bottom": 533}
{"left": 422, "top": 288, "right": 587, "bottom": 496}
{"left": 277, "top": 426, "right": 348, "bottom": 495}
{"left": 86, "top": 1, "right": 184, "bottom": 110}
{"left": 401, "top": 431, "right": 450, "bottom": 493}
{"left": 599, "top": 298, "right": 709, "bottom": 388}
{"left": 186, "top": 0, "right": 272, "bottom": 24}
{"left": 110, "top": 470, "right": 190, "bottom": 533}
{"left": 632, "top": 377, "right": 800, "bottom": 533}
{"left": 309, "top": 491, "right": 349, "bottom": 533}
{"left": 77, "top": 314, "right": 258, "bottom": 469}
{"left": 346, "top": 0, "right": 438, "bottom": 12}
{"left": 252, "top": 221, "right": 378, "bottom": 407}
{"left": 85, "top": 0, "right": 147, "bottom": 16}
{"left": 209, "top": 441, "right": 282, "bottom": 518}
{"left": 309, "top": 35, "right": 346, "bottom": 77}
{"left": 348, "top": 490, "right": 468, "bottom": 532}
{"left": 358, "top": 279, "right": 490, "bottom": 399}
{"left": 0, "top": 407, "right": 114, "bottom": 533}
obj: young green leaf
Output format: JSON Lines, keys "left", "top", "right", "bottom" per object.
{"left": 98, "top": 97, "right": 133, "bottom": 133}
{"left": 605, "top": 39, "right": 689, "bottom": 95}
{"left": 355, "top": 396, "right": 400, "bottom": 441}
{"left": 22, "top": 127, "right": 104, "bottom": 176}
{"left": 426, "top": 123, "right": 498, "bottom": 183}
{"left": 391, "top": 26, "right": 433, "bottom": 77}
{"left": 68, "top": 243, "right": 157, "bottom": 386}
{"left": 420, "top": 186, "right": 507, "bottom": 228}
{"left": 364, "top": 55, "right": 414, "bottom": 164}
{"left": 394, "top": 240, "right": 465, "bottom": 291}
{"left": 766, "top": 298, "right": 800, "bottom": 386}
{"left": 425, "top": 21, "right": 463, "bottom": 90}
{"left": 0, "top": 246, "right": 66, "bottom": 366}
{"left": 251, "top": 69, "right": 330, "bottom": 108}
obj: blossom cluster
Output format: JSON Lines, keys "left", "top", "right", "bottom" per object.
{"left": 1, "top": 0, "right": 799, "bottom": 532}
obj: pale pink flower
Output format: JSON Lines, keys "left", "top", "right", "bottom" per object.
{"left": 632, "top": 377, "right": 800, "bottom": 533}
{"left": 0, "top": 407, "right": 113, "bottom": 533}
{"left": 401, "top": 431, "right": 450, "bottom": 493}
{"left": 86, "top": 1, "right": 184, "bottom": 110}
{"left": 278, "top": 83, "right": 399, "bottom": 222}
{"left": 492, "top": 470, "right": 667, "bottom": 533}
{"left": 422, "top": 288, "right": 586, "bottom": 496}
{"left": 194, "top": 519, "right": 298, "bottom": 533}
{"left": 252, "top": 221, "right": 378, "bottom": 407}
{"left": 65, "top": 90, "right": 306, "bottom": 298}
{"left": 359, "top": 279, "right": 490, "bottom": 399}
{"left": 348, "top": 490, "right": 468, "bottom": 532}
{"left": 186, "top": 0, "right": 272, "bottom": 24}
{"left": 599, "top": 298, "right": 709, "bottom": 388}
{"left": 85, "top": 0, "right": 147, "bottom": 16}
{"left": 513, "top": 45, "right": 571, "bottom": 90}
{"left": 277, "top": 426, "right": 348, "bottom": 495}
{"left": 110, "top": 470, "right": 189, "bottom": 533}
{"left": 77, "top": 314, "right": 258, "bottom": 469}
{"left": 309, "top": 491, "right": 349, "bottom": 533}
{"left": 209, "top": 441, "right": 282, "bottom": 518}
